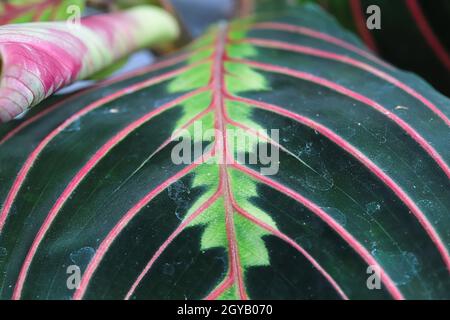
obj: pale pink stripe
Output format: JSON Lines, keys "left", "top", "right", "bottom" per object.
{"left": 0, "top": 92, "right": 83, "bottom": 146}
{"left": 214, "top": 25, "right": 248, "bottom": 300}
{"left": 227, "top": 94, "right": 450, "bottom": 272}
{"left": 73, "top": 162, "right": 204, "bottom": 300}
{"left": 232, "top": 163, "right": 404, "bottom": 300}
{"left": 9, "top": 70, "right": 203, "bottom": 300}
{"left": 124, "top": 191, "right": 221, "bottom": 300}
{"left": 0, "top": 51, "right": 197, "bottom": 146}
{"left": 242, "top": 37, "right": 450, "bottom": 126}
{"left": 233, "top": 203, "right": 349, "bottom": 300}
{"left": 232, "top": 58, "right": 450, "bottom": 180}
{"left": 251, "top": 21, "right": 388, "bottom": 68}
{"left": 0, "top": 64, "right": 196, "bottom": 235}
{"left": 205, "top": 276, "right": 234, "bottom": 300}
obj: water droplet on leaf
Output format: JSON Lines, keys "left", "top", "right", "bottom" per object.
{"left": 366, "top": 202, "right": 381, "bottom": 215}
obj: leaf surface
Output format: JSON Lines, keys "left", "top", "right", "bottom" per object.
{"left": 0, "top": 4, "right": 449, "bottom": 300}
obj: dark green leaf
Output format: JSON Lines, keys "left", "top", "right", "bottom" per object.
{"left": 0, "top": 4, "right": 449, "bottom": 300}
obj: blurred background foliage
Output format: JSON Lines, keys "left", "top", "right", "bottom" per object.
{"left": 313, "top": 0, "right": 450, "bottom": 96}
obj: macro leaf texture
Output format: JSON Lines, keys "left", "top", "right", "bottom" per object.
{"left": 0, "top": 5, "right": 179, "bottom": 122}
{"left": 0, "top": 0, "right": 85, "bottom": 25}
{"left": 0, "top": 4, "right": 449, "bottom": 300}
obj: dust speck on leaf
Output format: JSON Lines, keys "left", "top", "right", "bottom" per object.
{"left": 418, "top": 199, "right": 434, "bottom": 209}
{"left": 108, "top": 107, "right": 120, "bottom": 114}
{"left": 70, "top": 247, "right": 95, "bottom": 268}
{"left": 168, "top": 180, "right": 191, "bottom": 220}
{"left": 371, "top": 249, "right": 421, "bottom": 285}
{"left": 63, "top": 118, "right": 81, "bottom": 132}
{"left": 366, "top": 202, "right": 381, "bottom": 215}
{"left": 303, "top": 163, "right": 334, "bottom": 192}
